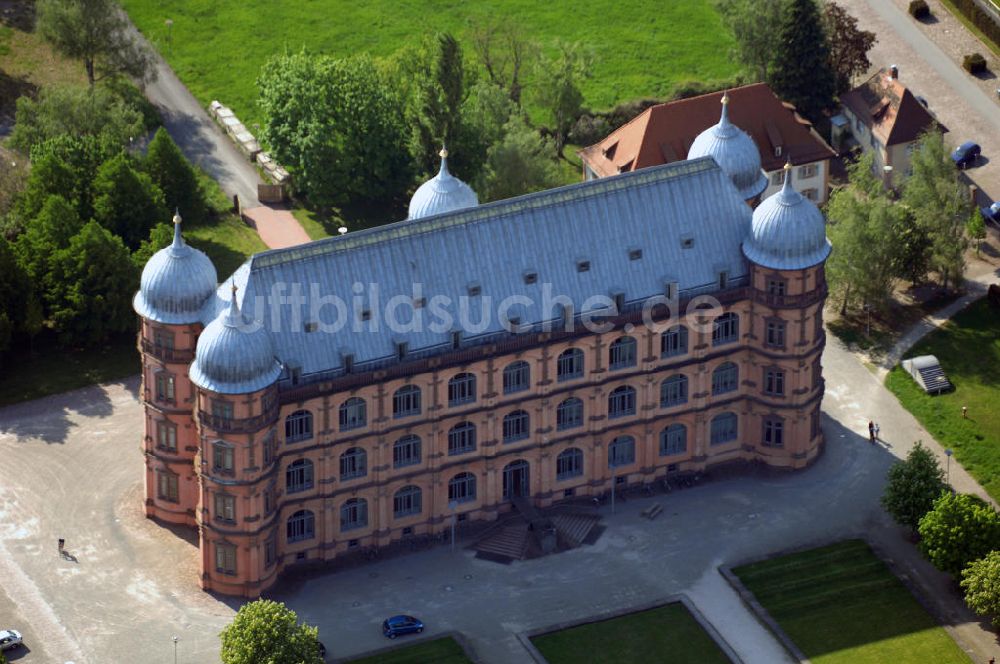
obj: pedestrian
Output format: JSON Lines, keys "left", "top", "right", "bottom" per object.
{"left": 58, "top": 538, "right": 65, "bottom": 552}
{"left": 963, "top": 406, "right": 968, "bottom": 419}
{"left": 874, "top": 423, "right": 881, "bottom": 442}
{"left": 868, "top": 420, "right": 875, "bottom": 443}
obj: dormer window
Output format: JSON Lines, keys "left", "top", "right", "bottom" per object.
{"left": 612, "top": 292, "right": 625, "bottom": 312}
{"left": 774, "top": 146, "right": 783, "bottom": 157}
{"left": 577, "top": 260, "right": 591, "bottom": 273}
{"left": 396, "top": 342, "right": 408, "bottom": 360}
{"left": 360, "top": 309, "right": 371, "bottom": 322}
{"left": 628, "top": 248, "right": 642, "bottom": 261}
{"left": 342, "top": 354, "right": 354, "bottom": 374}
{"left": 718, "top": 271, "right": 729, "bottom": 290}
{"left": 413, "top": 297, "right": 426, "bottom": 309}
{"left": 681, "top": 237, "right": 694, "bottom": 249}
{"left": 452, "top": 331, "right": 462, "bottom": 349}
{"left": 304, "top": 321, "right": 318, "bottom": 333}
{"left": 523, "top": 271, "right": 538, "bottom": 285}
{"left": 467, "top": 283, "right": 481, "bottom": 297}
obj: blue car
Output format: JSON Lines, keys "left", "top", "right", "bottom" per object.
{"left": 981, "top": 201, "right": 1000, "bottom": 225}
{"left": 951, "top": 141, "right": 981, "bottom": 169}
{"left": 382, "top": 615, "right": 424, "bottom": 639}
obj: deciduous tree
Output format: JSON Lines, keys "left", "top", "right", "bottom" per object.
{"left": 469, "top": 18, "right": 537, "bottom": 105}
{"left": 37, "top": 0, "right": 155, "bottom": 86}
{"left": 92, "top": 153, "right": 168, "bottom": 250}
{"left": 961, "top": 550, "right": 1000, "bottom": 628}
{"left": 18, "top": 134, "right": 119, "bottom": 223}
{"left": 881, "top": 441, "right": 948, "bottom": 531}
{"left": 220, "top": 599, "right": 323, "bottom": 664}
{"left": 769, "top": 0, "right": 836, "bottom": 123}
{"left": 533, "top": 41, "right": 591, "bottom": 156}
{"left": 966, "top": 210, "right": 986, "bottom": 258}
{"left": 918, "top": 492, "right": 1000, "bottom": 577}
{"left": 822, "top": 2, "right": 877, "bottom": 95}
{"left": 14, "top": 194, "right": 82, "bottom": 286}
{"left": 714, "top": 0, "right": 785, "bottom": 82}
{"left": 476, "top": 119, "right": 561, "bottom": 202}
{"left": 0, "top": 236, "right": 37, "bottom": 358}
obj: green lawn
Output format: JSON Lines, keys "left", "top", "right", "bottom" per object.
{"left": 530, "top": 603, "right": 730, "bottom": 664}
{"left": 734, "top": 540, "right": 971, "bottom": 664}
{"left": 886, "top": 299, "right": 1000, "bottom": 501}
{"left": 347, "top": 637, "right": 472, "bottom": 664}
{"left": 121, "top": 0, "right": 739, "bottom": 126}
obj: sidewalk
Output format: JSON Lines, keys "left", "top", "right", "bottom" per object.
{"left": 243, "top": 206, "right": 312, "bottom": 249}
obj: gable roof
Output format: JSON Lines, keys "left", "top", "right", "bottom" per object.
{"left": 840, "top": 69, "right": 947, "bottom": 146}
{"left": 579, "top": 83, "right": 836, "bottom": 178}
{"left": 200, "top": 158, "right": 753, "bottom": 385}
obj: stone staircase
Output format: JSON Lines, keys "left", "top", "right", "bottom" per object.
{"left": 551, "top": 513, "right": 601, "bottom": 547}
{"left": 473, "top": 522, "right": 530, "bottom": 562}
{"left": 472, "top": 504, "right": 602, "bottom": 563}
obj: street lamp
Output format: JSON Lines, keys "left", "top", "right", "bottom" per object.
{"left": 448, "top": 500, "right": 458, "bottom": 552}
{"left": 165, "top": 19, "right": 173, "bottom": 52}
{"left": 337, "top": 226, "right": 348, "bottom": 236}
{"left": 172, "top": 635, "right": 178, "bottom": 664}
{"left": 945, "top": 449, "right": 953, "bottom": 487}
{"left": 883, "top": 164, "right": 893, "bottom": 189}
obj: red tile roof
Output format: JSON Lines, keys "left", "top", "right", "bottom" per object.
{"left": 840, "top": 69, "right": 946, "bottom": 146}
{"left": 579, "top": 83, "right": 835, "bottom": 178}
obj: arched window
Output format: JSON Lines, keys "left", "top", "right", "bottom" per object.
{"left": 448, "top": 421, "right": 477, "bottom": 456}
{"left": 285, "top": 459, "right": 314, "bottom": 493}
{"left": 556, "top": 447, "right": 584, "bottom": 480}
{"left": 608, "top": 385, "right": 636, "bottom": 419}
{"left": 393, "top": 434, "right": 421, "bottom": 468}
{"left": 557, "top": 348, "right": 585, "bottom": 381}
{"left": 448, "top": 373, "right": 477, "bottom": 406}
{"left": 712, "top": 312, "right": 739, "bottom": 346}
{"left": 393, "top": 485, "right": 422, "bottom": 518}
{"left": 710, "top": 412, "right": 739, "bottom": 445}
{"left": 608, "top": 436, "right": 636, "bottom": 468}
{"left": 393, "top": 385, "right": 421, "bottom": 418}
{"left": 449, "top": 472, "right": 477, "bottom": 503}
{"left": 609, "top": 336, "right": 637, "bottom": 370}
{"left": 661, "top": 325, "right": 689, "bottom": 358}
{"left": 660, "top": 374, "right": 688, "bottom": 408}
{"left": 339, "top": 447, "right": 367, "bottom": 480}
{"left": 763, "top": 416, "right": 784, "bottom": 448}
{"left": 712, "top": 362, "right": 739, "bottom": 395}
{"left": 660, "top": 424, "right": 687, "bottom": 456}
{"left": 503, "top": 361, "right": 531, "bottom": 394}
{"left": 556, "top": 397, "right": 584, "bottom": 430}
{"left": 340, "top": 498, "right": 368, "bottom": 531}
{"left": 285, "top": 410, "right": 313, "bottom": 442}
{"left": 503, "top": 410, "right": 530, "bottom": 443}
{"left": 339, "top": 397, "right": 367, "bottom": 431}
{"left": 287, "top": 509, "right": 314, "bottom": 543}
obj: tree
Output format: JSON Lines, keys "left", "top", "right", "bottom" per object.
{"left": 469, "top": 18, "right": 537, "bottom": 105}
{"left": 476, "top": 119, "right": 561, "bottom": 202}
{"left": 533, "top": 42, "right": 591, "bottom": 156}
{"left": 92, "top": 153, "right": 168, "bottom": 250}
{"left": 18, "top": 134, "right": 120, "bottom": 223}
{"left": 918, "top": 492, "right": 1000, "bottom": 577}
{"left": 45, "top": 220, "right": 136, "bottom": 346}
{"left": 220, "top": 599, "right": 323, "bottom": 664}
{"left": 0, "top": 236, "right": 37, "bottom": 358}
{"left": 37, "top": 0, "right": 155, "bottom": 86}
{"left": 0, "top": 151, "right": 28, "bottom": 223}
{"left": 144, "top": 128, "right": 205, "bottom": 224}
{"left": 822, "top": 2, "right": 877, "bottom": 95}
{"left": 714, "top": 0, "right": 785, "bottom": 82}
{"left": 14, "top": 195, "right": 83, "bottom": 286}
{"left": 961, "top": 550, "right": 1000, "bottom": 628}
{"left": 824, "top": 153, "right": 906, "bottom": 313}
{"left": 258, "top": 52, "right": 411, "bottom": 209}
{"left": 881, "top": 441, "right": 948, "bottom": 531}
{"left": 769, "top": 0, "right": 836, "bottom": 124}
{"left": 902, "top": 130, "right": 972, "bottom": 289}
{"left": 409, "top": 33, "right": 470, "bottom": 178}
{"left": 131, "top": 222, "right": 174, "bottom": 271}
{"left": 9, "top": 84, "right": 145, "bottom": 156}
{"left": 966, "top": 210, "right": 986, "bottom": 258}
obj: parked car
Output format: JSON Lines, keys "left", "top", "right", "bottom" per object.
{"left": 382, "top": 615, "right": 424, "bottom": 639}
{"left": 981, "top": 201, "right": 1000, "bottom": 224}
{"left": 0, "top": 629, "right": 22, "bottom": 651}
{"left": 951, "top": 141, "right": 981, "bottom": 169}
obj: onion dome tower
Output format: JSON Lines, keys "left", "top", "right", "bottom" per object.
{"left": 408, "top": 147, "right": 479, "bottom": 219}
{"left": 133, "top": 211, "right": 218, "bottom": 527}
{"left": 688, "top": 92, "right": 768, "bottom": 203}
{"left": 190, "top": 284, "right": 282, "bottom": 394}
{"left": 743, "top": 164, "right": 831, "bottom": 270}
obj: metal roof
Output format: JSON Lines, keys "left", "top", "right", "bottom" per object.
{"left": 201, "top": 157, "right": 753, "bottom": 383}
{"left": 688, "top": 94, "right": 768, "bottom": 201}
{"left": 743, "top": 167, "right": 831, "bottom": 271}
{"left": 408, "top": 152, "right": 479, "bottom": 220}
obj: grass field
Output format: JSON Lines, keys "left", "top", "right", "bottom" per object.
{"left": 734, "top": 540, "right": 971, "bottom": 664}
{"left": 886, "top": 299, "right": 1000, "bottom": 502}
{"left": 347, "top": 637, "right": 472, "bottom": 664}
{"left": 120, "top": 0, "right": 739, "bottom": 126}
{"left": 530, "top": 603, "right": 731, "bottom": 664}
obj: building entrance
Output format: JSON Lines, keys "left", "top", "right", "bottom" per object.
{"left": 503, "top": 459, "right": 530, "bottom": 499}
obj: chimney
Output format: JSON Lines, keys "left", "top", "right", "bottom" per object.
{"left": 890, "top": 64, "right": 899, "bottom": 79}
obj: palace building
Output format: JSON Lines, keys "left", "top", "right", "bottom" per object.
{"left": 134, "top": 100, "right": 831, "bottom": 597}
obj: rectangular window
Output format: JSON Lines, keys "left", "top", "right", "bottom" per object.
{"left": 798, "top": 164, "right": 818, "bottom": 179}
{"left": 264, "top": 537, "right": 276, "bottom": 568}
{"left": 157, "top": 471, "right": 178, "bottom": 502}
{"left": 763, "top": 418, "right": 784, "bottom": 448}
{"left": 771, "top": 171, "right": 784, "bottom": 186}
{"left": 263, "top": 486, "right": 275, "bottom": 515}
{"left": 156, "top": 420, "right": 177, "bottom": 452}
{"left": 153, "top": 329, "right": 174, "bottom": 352}
{"left": 802, "top": 188, "right": 819, "bottom": 201}
{"left": 215, "top": 543, "right": 237, "bottom": 575}
{"left": 262, "top": 430, "right": 276, "bottom": 466}
{"left": 155, "top": 372, "right": 175, "bottom": 404}
{"left": 214, "top": 493, "right": 236, "bottom": 523}
{"left": 765, "top": 320, "right": 786, "bottom": 348}
{"left": 247, "top": 440, "right": 255, "bottom": 468}
{"left": 764, "top": 369, "right": 785, "bottom": 396}
{"left": 211, "top": 400, "right": 233, "bottom": 421}
{"left": 767, "top": 279, "right": 786, "bottom": 296}
{"left": 213, "top": 443, "right": 235, "bottom": 474}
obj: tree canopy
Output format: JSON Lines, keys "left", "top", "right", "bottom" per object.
{"left": 408, "top": 33, "right": 468, "bottom": 178}
{"left": 92, "top": 153, "right": 168, "bottom": 250}
{"left": 822, "top": 1, "right": 877, "bottom": 95}
{"left": 918, "top": 492, "right": 1000, "bottom": 577}
{"left": 144, "top": 128, "right": 205, "bottom": 224}
{"left": 714, "top": 0, "right": 785, "bottom": 82}
{"left": 37, "top": 0, "right": 155, "bottom": 86}
{"left": 881, "top": 441, "right": 948, "bottom": 531}
{"left": 219, "top": 599, "right": 323, "bottom": 664}
{"left": 961, "top": 550, "right": 1000, "bottom": 628}
{"left": 533, "top": 42, "right": 591, "bottom": 156}
{"left": 769, "top": 0, "right": 836, "bottom": 123}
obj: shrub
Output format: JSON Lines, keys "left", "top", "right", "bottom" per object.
{"left": 962, "top": 53, "right": 987, "bottom": 74}
{"left": 951, "top": 0, "right": 1000, "bottom": 50}
{"left": 908, "top": 0, "right": 930, "bottom": 19}
{"left": 568, "top": 114, "right": 613, "bottom": 146}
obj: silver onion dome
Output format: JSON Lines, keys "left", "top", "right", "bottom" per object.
{"left": 743, "top": 164, "right": 831, "bottom": 270}
{"left": 189, "top": 285, "right": 282, "bottom": 394}
{"left": 408, "top": 148, "right": 479, "bottom": 220}
{"left": 133, "top": 212, "right": 218, "bottom": 324}
{"left": 688, "top": 93, "right": 768, "bottom": 201}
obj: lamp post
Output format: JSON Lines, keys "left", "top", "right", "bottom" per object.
{"left": 945, "top": 448, "right": 953, "bottom": 487}
{"left": 448, "top": 500, "right": 458, "bottom": 552}
{"left": 172, "top": 635, "right": 178, "bottom": 664}
{"left": 337, "top": 226, "right": 348, "bottom": 236}
{"left": 883, "top": 164, "right": 894, "bottom": 191}
{"left": 165, "top": 19, "right": 173, "bottom": 53}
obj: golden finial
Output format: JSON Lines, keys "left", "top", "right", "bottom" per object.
{"left": 721, "top": 91, "right": 730, "bottom": 106}
{"left": 783, "top": 161, "right": 792, "bottom": 172}
{"left": 439, "top": 147, "right": 449, "bottom": 159}
{"left": 172, "top": 208, "right": 182, "bottom": 225}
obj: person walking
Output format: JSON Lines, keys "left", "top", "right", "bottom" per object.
{"left": 868, "top": 420, "right": 875, "bottom": 443}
